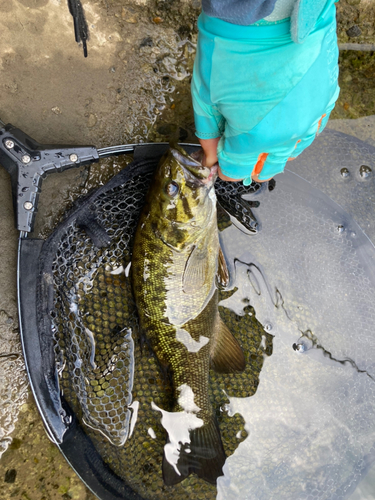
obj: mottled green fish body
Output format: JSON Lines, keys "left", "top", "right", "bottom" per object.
{"left": 132, "top": 146, "right": 245, "bottom": 485}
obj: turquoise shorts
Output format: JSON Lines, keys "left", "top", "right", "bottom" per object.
{"left": 191, "top": 0, "right": 340, "bottom": 182}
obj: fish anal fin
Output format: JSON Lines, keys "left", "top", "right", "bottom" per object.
{"left": 217, "top": 247, "right": 230, "bottom": 289}
{"left": 162, "top": 417, "right": 225, "bottom": 486}
{"left": 183, "top": 245, "right": 208, "bottom": 294}
{"left": 210, "top": 318, "right": 246, "bottom": 373}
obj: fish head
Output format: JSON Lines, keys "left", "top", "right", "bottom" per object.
{"left": 150, "top": 145, "right": 217, "bottom": 251}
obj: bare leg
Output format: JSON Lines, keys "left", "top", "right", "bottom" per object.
{"left": 218, "top": 170, "right": 242, "bottom": 182}
{"left": 218, "top": 169, "right": 271, "bottom": 183}
{"left": 198, "top": 137, "right": 220, "bottom": 167}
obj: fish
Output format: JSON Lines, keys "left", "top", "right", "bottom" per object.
{"left": 131, "top": 145, "right": 246, "bottom": 486}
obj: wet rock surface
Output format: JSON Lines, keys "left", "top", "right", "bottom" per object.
{"left": 334, "top": 0, "right": 375, "bottom": 119}
{"left": 0, "top": 397, "right": 97, "bottom": 500}
{"left": 0, "top": 0, "right": 374, "bottom": 499}
{"left": 333, "top": 50, "right": 375, "bottom": 119}
{"left": 337, "top": 0, "right": 375, "bottom": 45}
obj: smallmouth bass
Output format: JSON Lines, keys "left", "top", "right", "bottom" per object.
{"left": 131, "top": 145, "right": 245, "bottom": 486}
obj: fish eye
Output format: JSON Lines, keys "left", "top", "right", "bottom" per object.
{"left": 165, "top": 181, "right": 179, "bottom": 197}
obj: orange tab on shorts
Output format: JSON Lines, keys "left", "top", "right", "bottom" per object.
{"left": 317, "top": 114, "right": 326, "bottom": 134}
{"left": 252, "top": 153, "right": 268, "bottom": 178}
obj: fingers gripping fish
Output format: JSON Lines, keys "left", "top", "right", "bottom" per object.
{"left": 132, "top": 145, "right": 245, "bottom": 485}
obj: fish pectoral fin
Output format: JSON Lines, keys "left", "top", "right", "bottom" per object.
{"left": 217, "top": 246, "right": 230, "bottom": 289}
{"left": 210, "top": 318, "right": 246, "bottom": 373}
{"left": 182, "top": 245, "right": 209, "bottom": 294}
{"left": 162, "top": 417, "right": 226, "bottom": 486}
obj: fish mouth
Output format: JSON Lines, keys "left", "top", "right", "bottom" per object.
{"left": 170, "top": 147, "right": 217, "bottom": 186}
{"left": 206, "top": 164, "right": 218, "bottom": 184}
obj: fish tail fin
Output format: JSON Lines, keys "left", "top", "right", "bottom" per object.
{"left": 210, "top": 318, "right": 246, "bottom": 373}
{"left": 162, "top": 417, "right": 226, "bottom": 486}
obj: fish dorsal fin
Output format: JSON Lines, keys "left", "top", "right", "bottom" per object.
{"left": 182, "top": 245, "right": 209, "bottom": 294}
{"left": 210, "top": 318, "right": 246, "bottom": 373}
{"left": 217, "top": 247, "right": 229, "bottom": 289}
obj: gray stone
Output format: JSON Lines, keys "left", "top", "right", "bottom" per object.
{"left": 346, "top": 25, "right": 362, "bottom": 37}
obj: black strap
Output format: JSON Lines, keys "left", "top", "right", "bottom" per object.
{"left": 67, "top": 0, "right": 89, "bottom": 57}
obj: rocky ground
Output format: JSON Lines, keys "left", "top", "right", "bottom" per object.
{"left": 0, "top": 0, "right": 374, "bottom": 499}
{"left": 334, "top": 0, "right": 375, "bottom": 118}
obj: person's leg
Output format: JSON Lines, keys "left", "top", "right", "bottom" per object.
{"left": 198, "top": 137, "right": 220, "bottom": 167}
